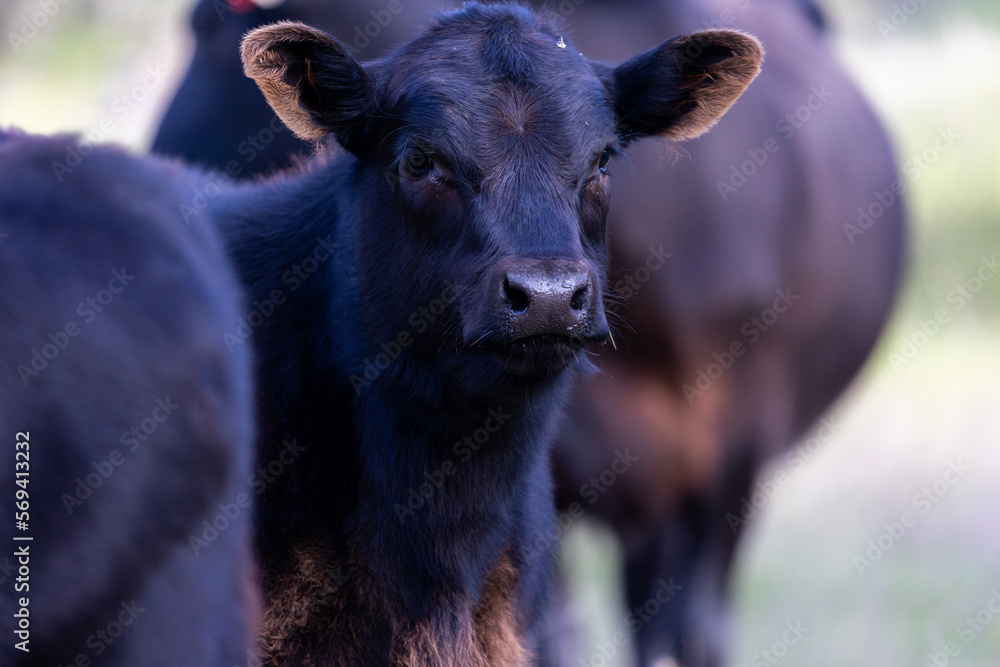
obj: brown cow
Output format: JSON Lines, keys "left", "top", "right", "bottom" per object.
{"left": 543, "top": 1, "right": 904, "bottom": 664}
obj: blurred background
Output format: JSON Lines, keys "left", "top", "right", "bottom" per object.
{"left": 2, "top": 0, "right": 998, "bottom": 664}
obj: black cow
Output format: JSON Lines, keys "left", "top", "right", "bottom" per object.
{"left": 151, "top": 1, "right": 905, "bottom": 665}
{"left": 150, "top": 0, "right": 439, "bottom": 175}
{"left": 207, "top": 4, "right": 760, "bottom": 663}
{"left": 0, "top": 130, "right": 256, "bottom": 665}
{"left": 152, "top": 0, "right": 306, "bottom": 175}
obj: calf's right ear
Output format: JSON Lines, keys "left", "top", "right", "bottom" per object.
{"left": 241, "top": 21, "right": 372, "bottom": 148}
{"left": 609, "top": 30, "right": 763, "bottom": 144}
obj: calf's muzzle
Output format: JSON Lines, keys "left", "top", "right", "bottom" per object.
{"left": 492, "top": 257, "right": 606, "bottom": 341}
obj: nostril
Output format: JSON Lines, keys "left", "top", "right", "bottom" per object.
{"left": 570, "top": 284, "right": 588, "bottom": 311}
{"left": 503, "top": 277, "right": 530, "bottom": 313}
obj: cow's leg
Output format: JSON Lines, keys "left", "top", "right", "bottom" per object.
{"left": 627, "top": 444, "right": 759, "bottom": 667}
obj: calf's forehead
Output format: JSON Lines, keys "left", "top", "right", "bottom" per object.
{"left": 372, "top": 11, "right": 616, "bottom": 176}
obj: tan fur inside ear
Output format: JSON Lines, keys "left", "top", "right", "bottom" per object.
{"left": 241, "top": 22, "right": 326, "bottom": 141}
{"left": 241, "top": 21, "right": 368, "bottom": 143}
{"left": 662, "top": 30, "right": 764, "bottom": 141}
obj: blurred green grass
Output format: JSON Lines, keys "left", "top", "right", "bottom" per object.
{"left": 0, "top": 0, "right": 191, "bottom": 148}
{"left": 731, "top": 331, "right": 1000, "bottom": 665}
{"left": 731, "top": 17, "right": 1000, "bottom": 667}
{"left": 2, "top": 1, "right": 999, "bottom": 666}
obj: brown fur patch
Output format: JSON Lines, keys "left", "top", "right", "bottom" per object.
{"left": 660, "top": 30, "right": 763, "bottom": 141}
{"left": 473, "top": 554, "right": 529, "bottom": 665}
{"left": 259, "top": 545, "right": 529, "bottom": 666}
{"left": 260, "top": 543, "right": 350, "bottom": 666}
{"left": 392, "top": 554, "right": 528, "bottom": 667}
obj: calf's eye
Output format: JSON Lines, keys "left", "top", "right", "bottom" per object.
{"left": 403, "top": 149, "right": 434, "bottom": 177}
{"left": 598, "top": 149, "right": 612, "bottom": 174}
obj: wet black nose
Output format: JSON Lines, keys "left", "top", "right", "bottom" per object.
{"left": 495, "top": 258, "right": 604, "bottom": 340}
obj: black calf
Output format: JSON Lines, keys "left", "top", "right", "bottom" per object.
{"left": 213, "top": 4, "right": 760, "bottom": 664}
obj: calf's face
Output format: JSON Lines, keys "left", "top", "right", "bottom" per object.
{"left": 241, "top": 4, "right": 761, "bottom": 385}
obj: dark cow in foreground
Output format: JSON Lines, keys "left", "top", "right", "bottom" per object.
{"left": 0, "top": 130, "right": 256, "bottom": 665}
{"left": 152, "top": 1, "right": 905, "bottom": 665}
{"left": 210, "top": 4, "right": 760, "bottom": 663}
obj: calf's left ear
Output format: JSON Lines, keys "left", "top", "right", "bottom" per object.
{"left": 241, "top": 21, "right": 372, "bottom": 148}
{"left": 609, "top": 30, "right": 763, "bottom": 144}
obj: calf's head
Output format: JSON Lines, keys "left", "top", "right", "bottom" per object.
{"left": 241, "top": 3, "right": 761, "bottom": 387}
